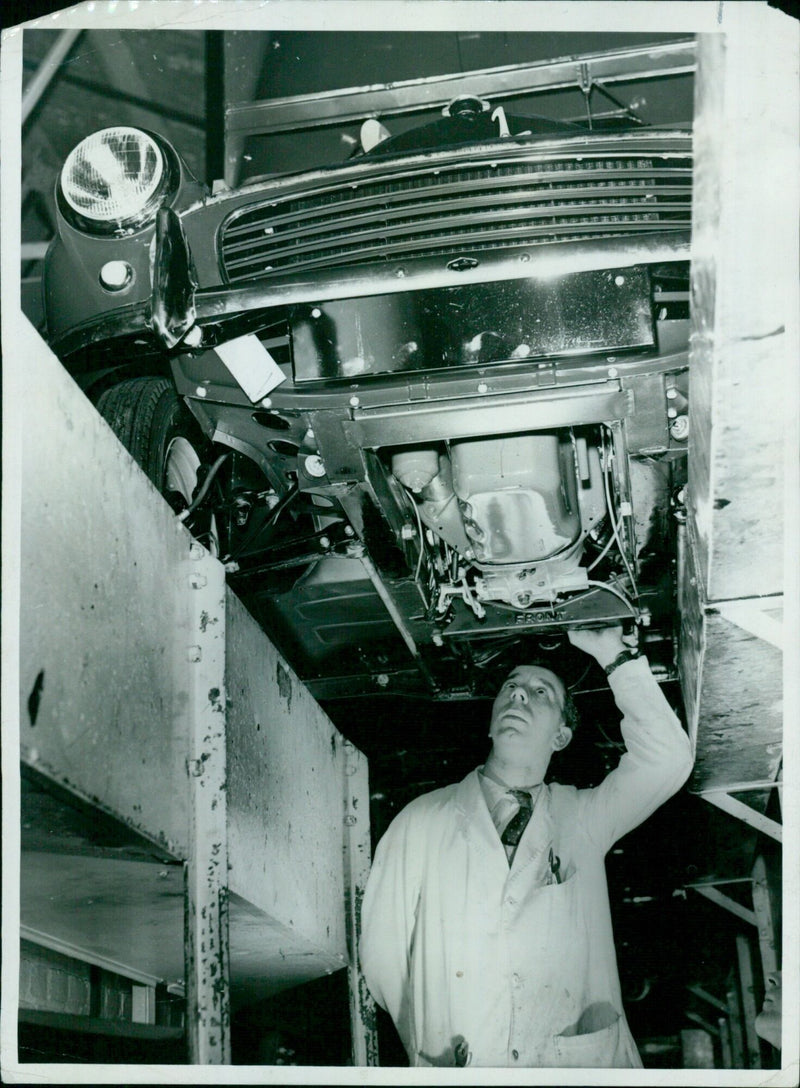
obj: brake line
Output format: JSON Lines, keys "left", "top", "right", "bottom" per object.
{"left": 178, "top": 452, "right": 229, "bottom": 522}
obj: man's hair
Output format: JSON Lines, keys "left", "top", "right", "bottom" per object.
{"left": 562, "top": 688, "right": 580, "bottom": 734}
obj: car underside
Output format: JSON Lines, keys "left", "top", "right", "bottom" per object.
{"left": 45, "top": 98, "right": 692, "bottom": 701}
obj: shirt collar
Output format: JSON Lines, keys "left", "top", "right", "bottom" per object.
{"left": 478, "top": 766, "right": 541, "bottom": 814}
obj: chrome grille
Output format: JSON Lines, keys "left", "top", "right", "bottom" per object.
{"left": 219, "top": 146, "right": 692, "bottom": 285}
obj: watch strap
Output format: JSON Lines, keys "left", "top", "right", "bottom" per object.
{"left": 604, "top": 648, "right": 640, "bottom": 677}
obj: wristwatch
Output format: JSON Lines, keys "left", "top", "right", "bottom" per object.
{"left": 604, "top": 648, "right": 640, "bottom": 676}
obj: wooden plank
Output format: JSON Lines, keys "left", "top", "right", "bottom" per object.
{"left": 685, "top": 1011, "right": 720, "bottom": 1039}
{"left": 700, "top": 791, "right": 782, "bottom": 843}
{"left": 736, "top": 934, "right": 762, "bottom": 1069}
{"left": 21, "top": 29, "right": 82, "bottom": 124}
{"left": 691, "top": 886, "right": 756, "bottom": 929}
{"left": 726, "top": 984, "right": 745, "bottom": 1068}
{"left": 687, "top": 982, "right": 729, "bottom": 1014}
{"left": 719, "top": 1017, "right": 733, "bottom": 1069}
{"left": 716, "top": 599, "right": 783, "bottom": 651}
{"left": 751, "top": 855, "right": 779, "bottom": 985}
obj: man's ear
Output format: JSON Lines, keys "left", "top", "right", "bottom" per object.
{"left": 552, "top": 726, "right": 573, "bottom": 752}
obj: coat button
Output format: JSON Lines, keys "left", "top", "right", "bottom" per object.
{"left": 512, "top": 1049, "right": 520, "bottom": 1060}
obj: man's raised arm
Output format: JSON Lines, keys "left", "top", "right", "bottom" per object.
{"left": 568, "top": 625, "right": 694, "bottom": 852}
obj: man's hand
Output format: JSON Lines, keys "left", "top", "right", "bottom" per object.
{"left": 567, "top": 624, "right": 638, "bottom": 669}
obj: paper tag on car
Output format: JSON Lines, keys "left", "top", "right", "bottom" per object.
{"left": 214, "top": 334, "right": 287, "bottom": 402}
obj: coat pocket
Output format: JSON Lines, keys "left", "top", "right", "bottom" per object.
{"left": 553, "top": 1015, "right": 623, "bottom": 1068}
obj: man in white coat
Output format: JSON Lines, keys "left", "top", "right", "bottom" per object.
{"left": 359, "top": 625, "right": 693, "bottom": 1068}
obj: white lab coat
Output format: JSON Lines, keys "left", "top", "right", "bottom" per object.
{"left": 359, "top": 656, "right": 694, "bottom": 1068}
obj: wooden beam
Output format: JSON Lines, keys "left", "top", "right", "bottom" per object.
{"left": 751, "top": 855, "right": 779, "bottom": 985}
{"left": 686, "top": 982, "right": 730, "bottom": 1014}
{"left": 715, "top": 599, "right": 783, "bottom": 651}
{"left": 726, "top": 983, "right": 745, "bottom": 1068}
{"left": 691, "top": 885, "right": 757, "bottom": 928}
{"left": 685, "top": 1011, "right": 721, "bottom": 1038}
{"left": 736, "top": 934, "right": 762, "bottom": 1069}
{"left": 21, "top": 29, "right": 81, "bottom": 125}
{"left": 719, "top": 1017, "right": 733, "bottom": 1069}
{"left": 701, "top": 791, "right": 782, "bottom": 843}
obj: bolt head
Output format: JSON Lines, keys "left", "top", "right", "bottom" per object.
{"left": 304, "top": 454, "right": 327, "bottom": 478}
{"left": 99, "top": 260, "right": 133, "bottom": 291}
{"left": 670, "top": 415, "right": 690, "bottom": 440}
{"left": 183, "top": 325, "right": 203, "bottom": 348}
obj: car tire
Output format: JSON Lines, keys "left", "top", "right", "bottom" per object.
{"left": 95, "top": 375, "right": 213, "bottom": 520}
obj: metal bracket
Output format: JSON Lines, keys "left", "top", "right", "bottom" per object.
{"left": 225, "top": 38, "right": 695, "bottom": 141}
{"left": 184, "top": 546, "right": 230, "bottom": 1064}
{"left": 342, "top": 741, "right": 379, "bottom": 1066}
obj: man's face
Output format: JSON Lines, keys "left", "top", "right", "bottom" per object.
{"left": 756, "top": 972, "right": 782, "bottom": 1048}
{"left": 489, "top": 665, "right": 568, "bottom": 764}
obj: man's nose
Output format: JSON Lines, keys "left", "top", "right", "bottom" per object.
{"left": 510, "top": 686, "right": 528, "bottom": 704}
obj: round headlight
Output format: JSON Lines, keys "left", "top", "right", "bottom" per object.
{"left": 60, "top": 127, "right": 167, "bottom": 228}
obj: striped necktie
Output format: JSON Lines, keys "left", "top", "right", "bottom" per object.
{"left": 501, "top": 789, "right": 533, "bottom": 848}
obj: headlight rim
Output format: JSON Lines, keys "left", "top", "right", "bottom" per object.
{"left": 57, "top": 126, "right": 179, "bottom": 235}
